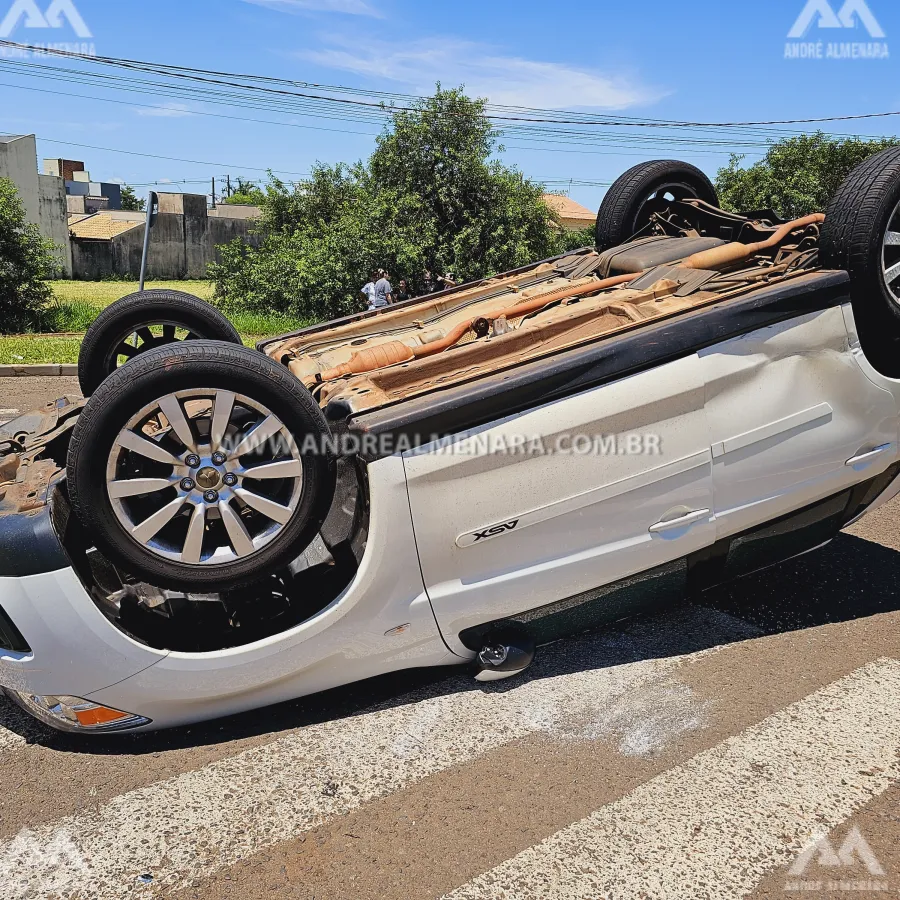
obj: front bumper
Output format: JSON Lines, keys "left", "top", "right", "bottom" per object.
{"left": 0, "top": 455, "right": 455, "bottom": 733}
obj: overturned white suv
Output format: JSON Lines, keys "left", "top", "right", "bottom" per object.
{"left": 3, "top": 151, "right": 900, "bottom": 733}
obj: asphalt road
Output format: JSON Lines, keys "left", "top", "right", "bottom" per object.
{"left": 1, "top": 378, "right": 899, "bottom": 899}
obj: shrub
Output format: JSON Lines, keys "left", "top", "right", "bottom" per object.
{"left": 716, "top": 132, "right": 900, "bottom": 219}
{"left": 0, "top": 177, "right": 59, "bottom": 333}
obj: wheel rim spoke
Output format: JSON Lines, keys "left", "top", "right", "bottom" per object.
{"left": 209, "top": 390, "right": 236, "bottom": 453}
{"left": 219, "top": 501, "right": 255, "bottom": 556}
{"left": 885, "top": 231, "right": 900, "bottom": 247}
{"left": 108, "top": 391, "right": 304, "bottom": 566}
{"left": 234, "top": 487, "right": 293, "bottom": 525}
{"left": 136, "top": 326, "right": 154, "bottom": 346}
{"left": 116, "top": 430, "right": 183, "bottom": 467}
{"left": 181, "top": 502, "right": 207, "bottom": 564}
{"left": 131, "top": 495, "right": 187, "bottom": 544}
{"left": 885, "top": 260, "right": 900, "bottom": 285}
{"left": 117, "top": 343, "right": 139, "bottom": 359}
{"left": 241, "top": 459, "right": 303, "bottom": 480}
{"left": 108, "top": 477, "right": 178, "bottom": 499}
{"left": 232, "top": 415, "right": 283, "bottom": 458}
{"left": 163, "top": 324, "right": 177, "bottom": 340}
{"left": 158, "top": 394, "right": 197, "bottom": 452}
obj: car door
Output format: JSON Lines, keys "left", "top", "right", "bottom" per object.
{"left": 403, "top": 353, "right": 716, "bottom": 653}
{"left": 700, "top": 305, "right": 899, "bottom": 545}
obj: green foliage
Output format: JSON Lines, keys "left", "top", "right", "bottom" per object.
{"left": 224, "top": 177, "right": 266, "bottom": 207}
{"left": 211, "top": 87, "right": 573, "bottom": 321}
{"left": 556, "top": 224, "right": 596, "bottom": 253}
{"left": 0, "top": 177, "right": 59, "bottom": 333}
{"left": 120, "top": 184, "right": 146, "bottom": 212}
{"left": 716, "top": 132, "right": 900, "bottom": 219}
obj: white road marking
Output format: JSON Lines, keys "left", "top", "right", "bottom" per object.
{"left": 0, "top": 608, "right": 756, "bottom": 899}
{"left": 0, "top": 723, "right": 26, "bottom": 753}
{"left": 444, "top": 657, "right": 900, "bottom": 900}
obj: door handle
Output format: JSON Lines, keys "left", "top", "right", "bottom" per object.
{"left": 649, "top": 509, "right": 711, "bottom": 534}
{"left": 845, "top": 443, "right": 893, "bottom": 467}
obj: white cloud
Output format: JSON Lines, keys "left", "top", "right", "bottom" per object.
{"left": 301, "top": 36, "right": 663, "bottom": 110}
{"left": 241, "top": 0, "right": 381, "bottom": 18}
{"left": 134, "top": 103, "right": 194, "bottom": 118}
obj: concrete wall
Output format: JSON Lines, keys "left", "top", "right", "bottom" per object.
{"left": 38, "top": 174, "right": 73, "bottom": 276}
{"left": 0, "top": 135, "right": 72, "bottom": 276}
{"left": 0, "top": 135, "right": 40, "bottom": 224}
{"left": 209, "top": 204, "right": 261, "bottom": 220}
{"left": 71, "top": 198, "right": 262, "bottom": 280}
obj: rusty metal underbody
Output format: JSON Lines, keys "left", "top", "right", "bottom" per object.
{"left": 0, "top": 397, "right": 84, "bottom": 516}
{"left": 265, "top": 242, "right": 819, "bottom": 417}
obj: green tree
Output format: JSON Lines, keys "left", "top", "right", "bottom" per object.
{"left": 224, "top": 177, "right": 266, "bottom": 206}
{"left": 716, "top": 132, "right": 900, "bottom": 219}
{"left": 120, "top": 184, "right": 146, "bottom": 212}
{"left": 211, "top": 87, "right": 569, "bottom": 321}
{"left": 0, "top": 177, "right": 59, "bottom": 333}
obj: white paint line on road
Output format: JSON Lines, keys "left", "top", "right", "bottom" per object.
{"left": 0, "top": 723, "right": 25, "bottom": 753}
{"left": 0, "top": 607, "right": 756, "bottom": 899}
{"left": 444, "top": 657, "right": 900, "bottom": 900}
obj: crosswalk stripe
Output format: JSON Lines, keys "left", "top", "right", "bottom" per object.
{"left": 0, "top": 607, "right": 756, "bottom": 899}
{"left": 443, "top": 657, "right": 900, "bottom": 900}
{"left": 0, "top": 725, "right": 25, "bottom": 753}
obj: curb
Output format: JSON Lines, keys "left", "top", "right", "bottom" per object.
{"left": 0, "top": 364, "right": 79, "bottom": 377}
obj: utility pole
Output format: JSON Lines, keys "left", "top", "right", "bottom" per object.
{"left": 211, "top": 176, "right": 216, "bottom": 208}
{"left": 226, "top": 174, "right": 231, "bottom": 198}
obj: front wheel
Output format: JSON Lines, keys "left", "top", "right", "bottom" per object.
{"left": 67, "top": 341, "right": 336, "bottom": 592}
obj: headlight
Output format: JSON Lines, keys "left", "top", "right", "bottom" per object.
{"left": 6, "top": 691, "right": 150, "bottom": 733}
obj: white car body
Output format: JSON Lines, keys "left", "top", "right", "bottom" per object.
{"left": 3, "top": 297, "right": 900, "bottom": 732}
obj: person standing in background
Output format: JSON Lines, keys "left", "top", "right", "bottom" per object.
{"left": 360, "top": 270, "right": 378, "bottom": 310}
{"left": 395, "top": 278, "right": 413, "bottom": 303}
{"left": 373, "top": 269, "right": 394, "bottom": 308}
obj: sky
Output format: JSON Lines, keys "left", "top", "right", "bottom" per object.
{"left": 1, "top": 0, "right": 899, "bottom": 211}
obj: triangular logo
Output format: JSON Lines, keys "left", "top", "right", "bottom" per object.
{"left": 789, "top": 827, "right": 887, "bottom": 877}
{"left": 0, "top": 0, "right": 92, "bottom": 38}
{"left": 0, "top": 0, "right": 47, "bottom": 37}
{"left": 788, "top": 0, "right": 843, "bottom": 38}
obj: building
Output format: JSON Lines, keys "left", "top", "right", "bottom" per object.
{"left": 70, "top": 194, "right": 262, "bottom": 280}
{"left": 1, "top": 134, "right": 261, "bottom": 280}
{"left": 45, "top": 158, "right": 124, "bottom": 214}
{"left": 542, "top": 194, "right": 597, "bottom": 232}
{"left": 0, "top": 134, "right": 73, "bottom": 276}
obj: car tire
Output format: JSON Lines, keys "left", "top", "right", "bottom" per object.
{"left": 820, "top": 146, "right": 900, "bottom": 373}
{"left": 595, "top": 160, "right": 719, "bottom": 251}
{"left": 68, "top": 341, "right": 336, "bottom": 592}
{"left": 78, "top": 290, "right": 242, "bottom": 397}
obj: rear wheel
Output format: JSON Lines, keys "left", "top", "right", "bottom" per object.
{"left": 68, "top": 341, "right": 336, "bottom": 592}
{"left": 595, "top": 160, "right": 719, "bottom": 251}
{"left": 78, "top": 290, "right": 242, "bottom": 397}
{"left": 820, "top": 146, "right": 900, "bottom": 373}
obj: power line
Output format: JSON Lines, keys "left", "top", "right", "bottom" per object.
{"left": 4, "top": 39, "right": 900, "bottom": 130}
{"left": 0, "top": 78, "right": 765, "bottom": 159}
{"left": 0, "top": 78, "right": 384, "bottom": 139}
{"left": 35, "top": 137, "right": 310, "bottom": 175}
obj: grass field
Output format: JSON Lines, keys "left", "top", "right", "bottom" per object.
{"left": 0, "top": 281, "right": 312, "bottom": 365}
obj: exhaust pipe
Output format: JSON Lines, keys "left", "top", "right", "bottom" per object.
{"left": 318, "top": 214, "right": 824, "bottom": 382}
